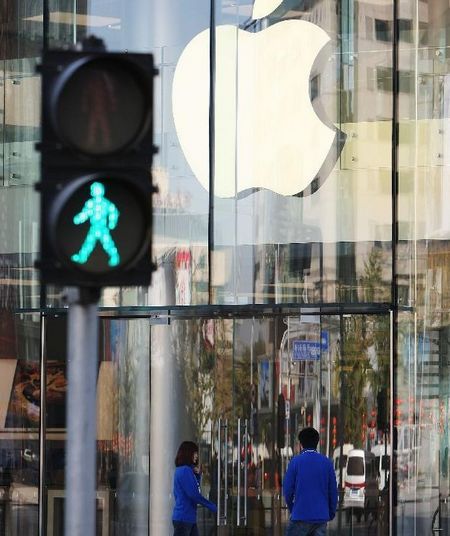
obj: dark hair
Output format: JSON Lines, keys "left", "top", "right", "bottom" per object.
{"left": 298, "top": 427, "right": 319, "bottom": 449}
{"left": 175, "top": 441, "right": 199, "bottom": 467}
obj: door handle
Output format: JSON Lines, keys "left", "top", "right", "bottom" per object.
{"left": 217, "top": 418, "right": 221, "bottom": 527}
{"left": 223, "top": 419, "right": 228, "bottom": 525}
{"left": 237, "top": 418, "right": 242, "bottom": 526}
{"left": 217, "top": 419, "right": 228, "bottom": 526}
{"left": 243, "top": 419, "right": 248, "bottom": 526}
{"left": 216, "top": 418, "right": 228, "bottom": 527}
{"left": 237, "top": 418, "right": 248, "bottom": 527}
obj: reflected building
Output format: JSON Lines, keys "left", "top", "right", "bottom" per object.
{"left": 0, "top": 0, "right": 450, "bottom": 535}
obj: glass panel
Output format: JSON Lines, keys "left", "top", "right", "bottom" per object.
{"left": 1, "top": 0, "right": 42, "bottom": 312}
{"left": 149, "top": 317, "right": 232, "bottom": 533}
{"left": 210, "top": 0, "right": 393, "bottom": 305}
{"left": 43, "top": 316, "right": 150, "bottom": 536}
{"left": 3, "top": 57, "right": 41, "bottom": 310}
{"left": 397, "top": 0, "right": 450, "bottom": 533}
{"left": 150, "top": 0, "right": 211, "bottom": 308}
{"left": 4, "top": 58, "right": 40, "bottom": 190}
{"left": 279, "top": 314, "right": 391, "bottom": 534}
{"left": 0, "top": 313, "right": 41, "bottom": 536}
{"left": 45, "top": 0, "right": 212, "bottom": 307}
{"left": 41, "top": 0, "right": 394, "bottom": 308}
{"left": 152, "top": 312, "right": 390, "bottom": 534}
{"left": 233, "top": 318, "right": 279, "bottom": 533}
{"left": 397, "top": 310, "right": 448, "bottom": 534}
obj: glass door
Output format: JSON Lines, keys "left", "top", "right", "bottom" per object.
{"left": 279, "top": 313, "right": 391, "bottom": 535}
{"left": 231, "top": 317, "right": 280, "bottom": 536}
{"left": 150, "top": 311, "right": 391, "bottom": 535}
{"left": 39, "top": 309, "right": 391, "bottom": 535}
{"left": 43, "top": 316, "right": 150, "bottom": 536}
{"left": 167, "top": 316, "right": 280, "bottom": 536}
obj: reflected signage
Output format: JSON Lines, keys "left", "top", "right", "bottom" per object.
{"left": 292, "top": 340, "right": 321, "bottom": 361}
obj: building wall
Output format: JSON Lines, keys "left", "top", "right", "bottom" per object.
{"left": 0, "top": 0, "right": 449, "bottom": 534}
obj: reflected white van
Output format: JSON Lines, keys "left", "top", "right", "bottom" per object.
{"left": 371, "top": 443, "right": 391, "bottom": 491}
{"left": 343, "top": 449, "right": 378, "bottom": 516}
{"left": 332, "top": 443, "right": 353, "bottom": 489}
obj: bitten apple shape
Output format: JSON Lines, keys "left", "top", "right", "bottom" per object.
{"left": 172, "top": 18, "right": 338, "bottom": 198}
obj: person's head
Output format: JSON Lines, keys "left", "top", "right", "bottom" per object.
{"left": 175, "top": 441, "right": 199, "bottom": 467}
{"left": 90, "top": 181, "right": 105, "bottom": 198}
{"left": 298, "top": 427, "right": 320, "bottom": 450}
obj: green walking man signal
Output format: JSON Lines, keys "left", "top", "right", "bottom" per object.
{"left": 71, "top": 181, "right": 121, "bottom": 267}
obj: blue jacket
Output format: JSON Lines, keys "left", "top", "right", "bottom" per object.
{"left": 172, "top": 465, "right": 217, "bottom": 523}
{"left": 283, "top": 449, "right": 338, "bottom": 523}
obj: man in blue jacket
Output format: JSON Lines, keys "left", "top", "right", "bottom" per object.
{"left": 283, "top": 427, "right": 338, "bottom": 536}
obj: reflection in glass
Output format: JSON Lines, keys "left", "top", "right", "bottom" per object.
{"left": 157, "top": 313, "right": 390, "bottom": 534}
{"left": 43, "top": 317, "right": 149, "bottom": 536}
{"left": 0, "top": 314, "right": 40, "bottom": 536}
{"left": 397, "top": 0, "right": 450, "bottom": 533}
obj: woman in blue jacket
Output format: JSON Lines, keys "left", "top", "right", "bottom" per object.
{"left": 172, "top": 441, "right": 217, "bottom": 535}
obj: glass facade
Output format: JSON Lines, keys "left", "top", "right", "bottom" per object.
{"left": 0, "top": 0, "right": 449, "bottom": 534}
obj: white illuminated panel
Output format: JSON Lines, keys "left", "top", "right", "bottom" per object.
{"left": 252, "top": 0, "right": 283, "bottom": 19}
{"left": 24, "top": 12, "right": 121, "bottom": 27}
{"left": 172, "top": 20, "right": 335, "bottom": 197}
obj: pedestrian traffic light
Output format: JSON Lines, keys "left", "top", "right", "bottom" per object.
{"left": 37, "top": 45, "right": 157, "bottom": 287}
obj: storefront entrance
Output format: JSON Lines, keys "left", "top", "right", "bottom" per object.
{"left": 32, "top": 309, "right": 392, "bottom": 535}
{"left": 149, "top": 310, "right": 392, "bottom": 536}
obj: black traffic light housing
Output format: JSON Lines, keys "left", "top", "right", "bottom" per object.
{"left": 37, "top": 45, "right": 157, "bottom": 287}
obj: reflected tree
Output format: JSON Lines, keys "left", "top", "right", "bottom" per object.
{"left": 174, "top": 318, "right": 233, "bottom": 441}
{"left": 361, "top": 248, "right": 390, "bottom": 431}
{"left": 342, "top": 315, "right": 370, "bottom": 447}
{"left": 340, "top": 249, "right": 390, "bottom": 447}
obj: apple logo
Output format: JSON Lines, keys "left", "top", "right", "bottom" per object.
{"left": 172, "top": 0, "right": 345, "bottom": 198}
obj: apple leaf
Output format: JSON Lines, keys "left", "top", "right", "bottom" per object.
{"left": 252, "top": 0, "right": 283, "bottom": 19}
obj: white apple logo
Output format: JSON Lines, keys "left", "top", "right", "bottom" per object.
{"left": 172, "top": 0, "right": 343, "bottom": 198}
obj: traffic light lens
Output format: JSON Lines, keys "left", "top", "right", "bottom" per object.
{"left": 70, "top": 181, "right": 121, "bottom": 267}
{"left": 54, "top": 177, "right": 149, "bottom": 275}
{"left": 56, "top": 59, "right": 149, "bottom": 156}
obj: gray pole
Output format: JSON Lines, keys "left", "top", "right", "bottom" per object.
{"left": 64, "top": 287, "right": 100, "bottom": 536}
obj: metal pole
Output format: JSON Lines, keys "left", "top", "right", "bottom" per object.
{"left": 326, "top": 346, "right": 331, "bottom": 458}
{"left": 38, "top": 315, "right": 47, "bottom": 536}
{"left": 237, "top": 418, "right": 241, "bottom": 526}
{"left": 389, "top": 309, "right": 395, "bottom": 536}
{"left": 217, "top": 418, "right": 222, "bottom": 527}
{"left": 337, "top": 315, "right": 345, "bottom": 533}
{"left": 64, "top": 287, "right": 100, "bottom": 536}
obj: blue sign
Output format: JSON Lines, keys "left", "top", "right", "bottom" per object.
{"left": 321, "top": 330, "right": 329, "bottom": 351}
{"left": 292, "top": 340, "right": 321, "bottom": 361}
